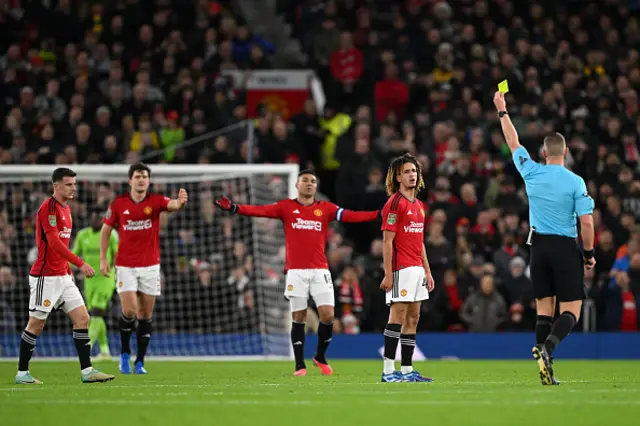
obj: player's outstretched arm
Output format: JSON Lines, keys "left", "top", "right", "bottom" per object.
{"left": 493, "top": 91, "right": 521, "bottom": 153}
{"left": 167, "top": 188, "right": 188, "bottom": 212}
{"left": 334, "top": 207, "right": 380, "bottom": 223}
{"left": 422, "top": 244, "right": 435, "bottom": 292}
{"left": 215, "top": 196, "right": 282, "bottom": 218}
{"left": 99, "top": 224, "right": 114, "bottom": 277}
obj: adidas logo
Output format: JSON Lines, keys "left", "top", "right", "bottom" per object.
{"left": 293, "top": 209, "right": 300, "bottom": 214}
{"left": 123, "top": 210, "right": 130, "bottom": 215}
{"left": 292, "top": 341, "right": 303, "bottom": 346}
{"left": 408, "top": 210, "right": 414, "bottom": 215}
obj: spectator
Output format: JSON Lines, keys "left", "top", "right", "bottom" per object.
{"left": 461, "top": 274, "right": 507, "bottom": 332}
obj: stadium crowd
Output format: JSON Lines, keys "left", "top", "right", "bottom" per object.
{"left": 1, "top": 0, "right": 640, "bottom": 336}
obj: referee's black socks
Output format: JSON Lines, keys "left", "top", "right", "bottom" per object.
{"left": 544, "top": 312, "right": 577, "bottom": 355}
{"left": 536, "top": 315, "right": 553, "bottom": 345}
{"left": 291, "top": 321, "right": 306, "bottom": 370}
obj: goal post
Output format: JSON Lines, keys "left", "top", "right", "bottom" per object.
{"left": 0, "top": 163, "right": 299, "bottom": 360}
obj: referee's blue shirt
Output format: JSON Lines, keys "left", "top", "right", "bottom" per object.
{"left": 513, "top": 146, "right": 594, "bottom": 238}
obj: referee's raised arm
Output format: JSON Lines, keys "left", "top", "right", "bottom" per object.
{"left": 493, "top": 90, "right": 595, "bottom": 386}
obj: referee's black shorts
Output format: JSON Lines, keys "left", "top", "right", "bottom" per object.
{"left": 529, "top": 232, "right": 586, "bottom": 302}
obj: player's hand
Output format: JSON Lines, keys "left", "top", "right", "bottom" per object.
{"left": 379, "top": 275, "right": 393, "bottom": 292}
{"left": 425, "top": 271, "right": 435, "bottom": 292}
{"left": 584, "top": 256, "right": 596, "bottom": 270}
{"left": 100, "top": 258, "right": 111, "bottom": 277}
{"left": 214, "top": 196, "right": 238, "bottom": 213}
{"left": 178, "top": 188, "right": 188, "bottom": 207}
{"left": 80, "top": 263, "right": 95, "bottom": 278}
{"left": 493, "top": 91, "right": 506, "bottom": 111}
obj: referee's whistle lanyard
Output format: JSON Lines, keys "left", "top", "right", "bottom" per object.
{"left": 526, "top": 226, "right": 536, "bottom": 246}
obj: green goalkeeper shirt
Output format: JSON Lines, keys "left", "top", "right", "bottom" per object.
{"left": 72, "top": 227, "right": 118, "bottom": 279}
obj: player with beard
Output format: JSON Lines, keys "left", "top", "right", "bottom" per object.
{"left": 215, "top": 170, "right": 380, "bottom": 376}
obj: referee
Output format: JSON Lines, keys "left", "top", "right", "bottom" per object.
{"left": 494, "top": 92, "right": 596, "bottom": 386}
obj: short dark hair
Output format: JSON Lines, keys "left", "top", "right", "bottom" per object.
{"left": 52, "top": 167, "right": 76, "bottom": 183}
{"left": 128, "top": 162, "right": 151, "bottom": 179}
{"left": 297, "top": 169, "right": 317, "bottom": 178}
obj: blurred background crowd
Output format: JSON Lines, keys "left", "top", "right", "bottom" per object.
{"left": 1, "top": 0, "right": 640, "bottom": 336}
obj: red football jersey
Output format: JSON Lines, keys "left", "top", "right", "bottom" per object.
{"left": 103, "top": 193, "right": 170, "bottom": 267}
{"left": 30, "top": 197, "right": 74, "bottom": 276}
{"left": 381, "top": 193, "right": 426, "bottom": 271}
{"left": 238, "top": 199, "right": 379, "bottom": 271}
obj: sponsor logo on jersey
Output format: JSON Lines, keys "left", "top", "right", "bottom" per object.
{"left": 48, "top": 215, "right": 56, "bottom": 226}
{"left": 287, "top": 284, "right": 294, "bottom": 291}
{"left": 387, "top": 213, "right": 396, "bottom": 225}
{"left": 144, "top": 206, "right": 153, "bottom": 215}
{"left": 58, "top": 226, "right": 72, "bottom": 239}
{"left": 400, "top": 289, "right": 408, "bottom": 297}
{"left": 313, "top": 209, "right": 323, "bottom": 217}
{"left": 105, "top": 208, "right": 112, "bottom": 219}
{"left": 291, "top": 218, "right": 322, "bottom": 231}
{"left": 43, "top": 299, "right": 51, "bottom": 307}
{"left": 403, "top": 221, "right": 424, "bottom": 233}
{"left": 122, "top": 219, "right": 153, "bottom": 231}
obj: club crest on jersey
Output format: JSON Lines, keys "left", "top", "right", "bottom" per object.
{"left": 105, "top": 208, "right": 112, "bottom": 219}
{"left": 118, "top": 281, "right": 123, "bottom": 288}
{"left": 287, "top": 284, "right": 294, "bottom": 291}
{"left": 400, "top": 289, "right": 408, "bottom": 297}
{"left": 48, "top": 215, "right": 56, "bottom": 226}
{"left": 387, "top": 213, "right": 396, "bottom": 225}
{"left": 313, "top": 209, "right": 323, "bottom": 217}
{"left": 43, "top": 299, "right": 51, "bottom": 307}
{"left": 144, "top": 206, "right": 153, "bottom": 215}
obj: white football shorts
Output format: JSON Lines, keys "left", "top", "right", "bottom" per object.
{"left": 29, "top": 274, "right": 85, "bottom": 319}
{"left": 285, "top": 268, "right": 335, "bottom": 311}
{"left": 115, "top": 264, "right": 161, "bottom": 296}
{"left": 386, "top": 266, "right": 429, "bottom": 305}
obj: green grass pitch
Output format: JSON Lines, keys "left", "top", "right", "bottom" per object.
{"left": 1, "top": 360, "right": 639, "bottom": 426}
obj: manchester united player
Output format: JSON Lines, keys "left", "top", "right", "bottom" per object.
{"left": 379, "top": 154, "right": 435, "bottom": 383}
{"left": 215, "top": 170, "right": 379, "bottom": 376}
{"left": 99, "top": 163, "right": 187, "bottom": 375}
{"left": 16, "top": 168, "right": 115, "bottom": 384}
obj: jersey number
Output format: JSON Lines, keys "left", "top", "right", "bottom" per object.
{"left": 324, "top": 273, "right": 332, "bottom": 285}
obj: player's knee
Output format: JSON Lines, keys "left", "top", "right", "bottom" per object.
{"left": 73, "top": 312, "right": 91, "bottom": 329}
{"left": 317, "top": 306, "right": 334, "bottom": 324}
{"left": 389, "top": 304, "right": 408, "bottom": 324}
{"left": 291, "top": 310, "right": 307, "bottom": 323}
{"left": 26, "top": 317, "right": 46, "bottom": 335}
{"left": 405, "top": 310, "right": 420, "bottom": 328}
{"left": 122, "top": 307, "right": 137, "bottom": 319}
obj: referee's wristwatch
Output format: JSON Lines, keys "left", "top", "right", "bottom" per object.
{"left": 498, "top": 111, "right": 508, "bottom": 118}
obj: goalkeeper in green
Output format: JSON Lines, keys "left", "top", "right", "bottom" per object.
{"left": 72, "top": 208, "right": 118, "bottom": 360}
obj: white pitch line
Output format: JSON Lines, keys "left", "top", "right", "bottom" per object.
{"left": 3, "top": 399, "right": 640, "bottom": 407}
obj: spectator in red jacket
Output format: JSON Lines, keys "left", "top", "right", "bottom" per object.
{"left": 330, "top": 32, "right": 363, "bottom": 84}
{"left": 374, "top": 63, "right": 409, "bottom": 123}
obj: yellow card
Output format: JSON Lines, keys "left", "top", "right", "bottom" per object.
{"left": 498, "top": 80, "right": 509, "bottom": 94}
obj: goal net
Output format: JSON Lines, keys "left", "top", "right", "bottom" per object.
{"left": 0, "top": 163, "right": 298, "bottom": 360}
